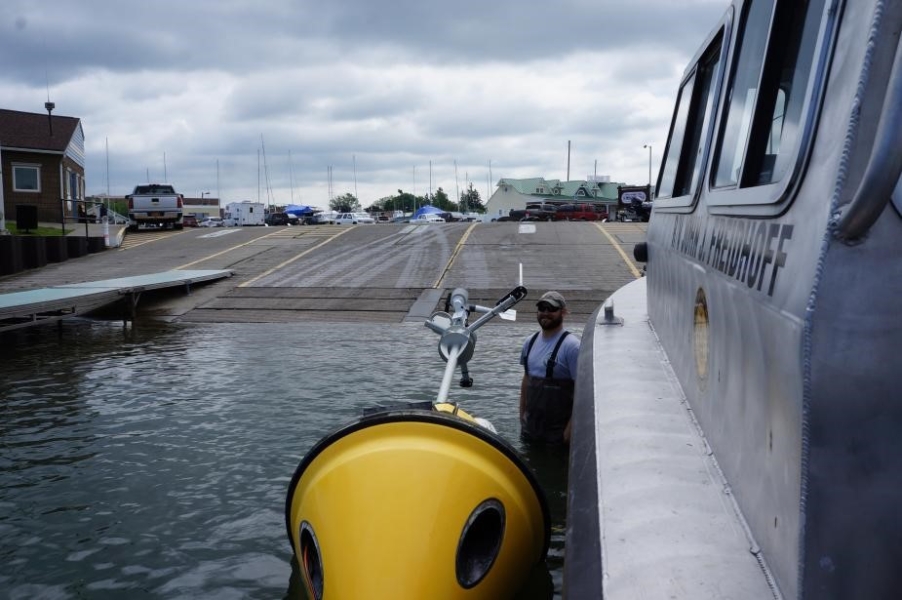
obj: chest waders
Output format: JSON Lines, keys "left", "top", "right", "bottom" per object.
{"left": 522, "top": 331, "right": 574, "bottom": 444}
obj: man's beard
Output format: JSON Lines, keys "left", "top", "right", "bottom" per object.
{"left": 538, "top": 313, "right": 563, "bottom": 331}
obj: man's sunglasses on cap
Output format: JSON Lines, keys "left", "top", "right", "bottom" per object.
{"left": 537, "top": 303, "right": 561, "bottom": 313}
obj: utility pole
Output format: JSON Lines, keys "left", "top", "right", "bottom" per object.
{"left": 0, "top": 139, "right": 6, "bottom": 233}
{"left": 567, "top": 141, "right": 571, "bottom": 181}
{"left": 454, "top": 160, "right": 460, "bottom": 212}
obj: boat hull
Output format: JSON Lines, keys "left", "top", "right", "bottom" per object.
{"left": 285, "top": 405, "right": 550, "bottom": 599}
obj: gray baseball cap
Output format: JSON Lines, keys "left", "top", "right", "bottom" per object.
{"left": 537, "top": 291, "right": 566, "bottom": 309}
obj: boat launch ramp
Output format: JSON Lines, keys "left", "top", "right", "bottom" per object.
{"left": 0, "top": 222, "right": 646, "bottom": 327}
{"left": 0, "top": 270, "right": 232, "bottom": 332}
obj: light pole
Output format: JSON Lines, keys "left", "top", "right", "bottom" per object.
{"left": 643, "top": 145, "right": 652, "bottom": 186}
{"left": 201, "top": 191, "right": 210, "bottom": 201}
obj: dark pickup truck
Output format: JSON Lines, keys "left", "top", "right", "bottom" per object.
{"left": 524, "top": 204, "right": 557, "bottom": 221}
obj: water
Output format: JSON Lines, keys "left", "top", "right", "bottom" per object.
{"left": 0, "top": 318, "right": 576, "bottom": 599}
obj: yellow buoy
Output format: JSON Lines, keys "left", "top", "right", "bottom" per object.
{"left": 285, "top": 406, "right": 550, "bottom": 599}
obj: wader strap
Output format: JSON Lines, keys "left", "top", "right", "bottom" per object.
{"left": 524, "top": 332, "right": 540, "bottom": 373}
{"left": 524, "top": 331, "right": 570, "bottom": 378}
{"left": 545, "top": 331, "right": 570, "bottom": 379}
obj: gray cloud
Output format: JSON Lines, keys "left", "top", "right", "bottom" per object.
{"left": 1, "top": 0, "right": 727, "bottom": 207}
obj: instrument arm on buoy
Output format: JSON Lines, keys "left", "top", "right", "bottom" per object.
{"left": 468, "top": 285, "right": 527, "bottom": 331}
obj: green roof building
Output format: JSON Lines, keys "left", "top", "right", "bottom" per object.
{"left": 484, "top": 177, "right": 623, "bottom": 219}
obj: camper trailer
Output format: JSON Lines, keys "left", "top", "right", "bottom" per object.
{"left": 223, "top": 202, "right": 264, "bottom": 227}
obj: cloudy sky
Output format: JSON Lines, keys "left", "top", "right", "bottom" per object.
{"left": 2, "top": 0, "right": 726, "bottom": 210}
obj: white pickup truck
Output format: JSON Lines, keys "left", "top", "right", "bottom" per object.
{"left": 126, "top": 184, "right": 184, "bottom": 231}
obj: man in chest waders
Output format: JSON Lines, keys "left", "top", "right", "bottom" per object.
{"left": 519, "top": 291, "right": 581, "bottom": 444}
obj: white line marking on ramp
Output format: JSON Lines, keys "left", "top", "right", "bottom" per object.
{"left": 198, "top": 230, "right": 241, "bottom": 239}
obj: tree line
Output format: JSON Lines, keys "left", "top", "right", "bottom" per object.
{"left": 329, "top": 184, "right": 485, "bottom": 214}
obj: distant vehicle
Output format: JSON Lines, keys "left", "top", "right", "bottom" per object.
{"left": 315, "top": 211, "right": 339, "bottom": 224}
{"left": 182, "top": 215, "right": 199, "bottom": 227}
{"left": 411, "top": 213, "right": 444, "bottom": 224}
{"left": 200, "top": 217, "right": 223, "bottom": 228}
{"left": 554, "top": 203, "right": 603, "bottom": 221}
{"left": 126, "top": 183, "right": 184, "bottom": 231}
{"left": 619, "top": 199, "right": 652, "bottom": 222}
{"left": 224, "top": 202, "right": 265, "bottom": 226}
{"left": 265, "top": 212, "right": 292, "bottom": 226}
{"left": 525, "top": 204, "right": 557, "bottom": 221}
{"left": 508, "top": 209, "right": 539, "bottom": 221}
{"left": 335, "top": 212, "right": 375, "bottom": 225}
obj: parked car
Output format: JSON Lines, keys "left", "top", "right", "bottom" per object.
{"left": 508, "top": 209, "right": 539, "bottom": 221}
{"left": 315, "top": 211, "right": 339, "bottom": 224}
{"left": 411, "top": 213, "right": 445, "bottom": 224}
{"left": 265, "top": 212, "right": 292, "bottom": 226}
{"left": 182, "top": 215, "right": 199, "bottom": 227}
{"left": 200, "top": 217, "right": 223, "bottom": 228}
{"left": 334, "top": 212, "right": 375, "bottom": 225}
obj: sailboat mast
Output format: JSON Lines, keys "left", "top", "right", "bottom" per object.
{"left": 289, "top": 150, "right": 295, "bottom": 205}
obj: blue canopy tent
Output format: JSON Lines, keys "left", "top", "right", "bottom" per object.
{"left": 283, "top": 205, "right": 318, "bottom": 216}
{"left": 413, "top": 205, "right": 443, "bottom": 219}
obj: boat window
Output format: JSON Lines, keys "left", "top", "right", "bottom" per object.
{"left": 744, "top": 0, "right": 826, "bottom": 186}
{"left": 711, "top": 0, "right": 828, "bottom": 199}
{"left": 713, "top": 0, "right": 774, "bottom": 188}
{"left": 656, "top": 30, "right": 723, "bottom": 205}
{"left": 657, "top": 74, "right": 696, "bottom": 199}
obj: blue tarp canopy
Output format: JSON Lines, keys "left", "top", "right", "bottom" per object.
{"left": 283, "top": 204, "right": 318, "bottom": 216}
{"left": 413, "top": 205, "right": 443, "bottom": 218}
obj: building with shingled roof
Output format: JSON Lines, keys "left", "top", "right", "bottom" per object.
{"left": 0, "top": 108, "right": 86, "bottom": 225}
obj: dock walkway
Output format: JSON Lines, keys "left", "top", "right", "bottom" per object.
{"left": 0, "top": 269, "right": 232, "bottom": 332}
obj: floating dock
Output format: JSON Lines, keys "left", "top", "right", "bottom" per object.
{"left": 0, "top": 270, "right": 232, "bottom": 332}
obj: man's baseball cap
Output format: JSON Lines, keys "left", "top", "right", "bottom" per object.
{"left": 537, "top": 291, "right": 566, "bottom": 309}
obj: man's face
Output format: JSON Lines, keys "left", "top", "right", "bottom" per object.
{"left": 536, "top": 302, "right": 564, "bottom": 330}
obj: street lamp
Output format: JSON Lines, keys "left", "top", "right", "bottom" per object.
{"left": 201, "top": 191, "right": 210, "bottom": 200}
{"left": 643, "top": 145, "right": 652, "bottom": 186}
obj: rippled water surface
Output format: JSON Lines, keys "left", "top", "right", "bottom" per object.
{"left": 0, "top": 318, "right": 576, "bottom": 599}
